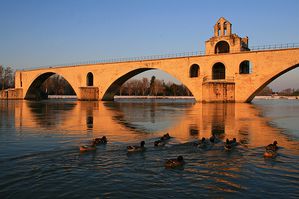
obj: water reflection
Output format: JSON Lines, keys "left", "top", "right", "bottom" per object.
{"left": 0, "top": 100, "right": 296, "bottom": 149}
{"left": 1, "top": 100, "right": 299, "bottom": 198}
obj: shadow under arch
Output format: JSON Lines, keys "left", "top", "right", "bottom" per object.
{"left": 102, "top": 68, "right": 194, "bottom": 101}
{"left": 25, "top": 72, "right": 77, "bottom": 100}
{"left": 246, "top": 63, "right": 299, "bottom": 102}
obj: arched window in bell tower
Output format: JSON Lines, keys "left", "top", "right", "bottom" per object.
{"left": 217, "top": 22, "right": 221, "bottom": 36}
{"left": 215, "top": 41, "right": 230, "bottom": 54}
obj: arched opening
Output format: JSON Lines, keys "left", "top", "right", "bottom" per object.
{"left": 189, "top": 64, "right": 200, "bottom": 78}
{"left": 212, "top": 62, "right": 226, "bottom": 80}
{"left": 217, "top": 22, "right": 221, "bottom": 36}
{"left": 223, "top": 22, "right": 227, "bottom": 35}
{"left": 103, "top": 68, "right": 194, "bottom": 101}
{"left": 87, "top": 72, "right": 93, "bottom": 86}
{"left": 25, "top": 72, "right": 76, "bottom": 100}
{"left": 239, "top": 60, "right": 252, "bottom": 74}
{"left": 215, "top": 41, "right": 230, "bottom": 54}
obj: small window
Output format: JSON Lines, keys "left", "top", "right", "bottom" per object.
{"left": 189, "top": 64, "right": 200, "bottom": 78}
{"left": 239, "top": 60, "right": 252, "bottom": 74}
{"left": 87, "top": 72, "right": 94, "bottom": 86}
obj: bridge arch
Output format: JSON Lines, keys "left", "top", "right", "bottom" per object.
{"left": 212, "top": 62, "right": 226, "bottom": 80}
{"left": 25, "top": 72, "right": 77, "bottom": 100}
{"left": 215, "top": 41, "right": 230, "bottom": 54}
{"left": 246, "top": 63, "right": 299, "bottom": 102}
{"left": 189, "top": 64, "right": 200, "bottom": 78}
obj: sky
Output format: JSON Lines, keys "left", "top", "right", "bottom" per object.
{"left": 0, "top": 0, "right": 299, "bottom": 91}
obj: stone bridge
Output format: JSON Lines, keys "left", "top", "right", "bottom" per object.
{"left": 5, "top": 17, "right": 299, "bottom": 102}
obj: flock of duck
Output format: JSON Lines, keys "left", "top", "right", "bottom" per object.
{"left": 79, "top": 133, "right": 279, "bottom": 169}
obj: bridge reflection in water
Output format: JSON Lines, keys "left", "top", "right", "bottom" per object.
{"left": 4, "top": 99, "right": 295, "bottom": 149}
{"left": 1, "top": 100, "right": 299, "bottom": 198}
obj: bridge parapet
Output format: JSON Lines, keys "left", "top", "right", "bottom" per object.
{"left": 203, "top": 76, "right": 234, "bottom": 83}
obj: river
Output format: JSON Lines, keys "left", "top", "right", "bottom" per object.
{"left": 0, "top": 99, "right": 298, "bottom": 198}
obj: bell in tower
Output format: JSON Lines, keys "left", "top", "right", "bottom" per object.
{"left": 205, "top": 17, "right": 249, "bottom": 55}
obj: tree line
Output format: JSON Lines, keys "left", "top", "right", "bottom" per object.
{"left": 257, "top": 86, "right": 299, "bottom": 96}
{"left": 0, "top": 65, "right": 14, "bottom": 90}
{"left": 117, "top": 76, "right": 192, "bottom": 96}
{"left": 41, "top": 74, "right": 76, "bottom": 95}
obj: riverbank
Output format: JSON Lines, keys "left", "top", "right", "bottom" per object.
{"left": 46, "top": 95, "right": 299, "bottom": 100}
{"left": 114, "top": 95, "right": 195, "bottom": 99}
{"left": 254, "top": 96, "right": 299, "bottom": 100}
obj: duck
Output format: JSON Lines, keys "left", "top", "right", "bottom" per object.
{"left": 265, "top": 141, "right": 278, "bottom": 151}
{"left": 127, "top": 141, "right": 146, "bottom": 152}
{"left": 164, "top": 156, "right": 185, "bottom": 169}
{"left": 80, "top": 141, "right": 97, "bottom": 152}
{"left": 94, "top": 136, "right": 107, "bottom": 144}
{"left": 264, "top": 149, "right": 277, "bottom": 158}
{"left": 229, "top": 138, "right": 238, "bottom": 146}
{"left": 209, "top": 134, "right": 220, "bottom": 144}
{"left": 224, "top": 139, "right": 232, "bottom": 151}
{"left": 195, "top": 137, "right": 209, "bottom": 148}
{"left": 154, "top": 139, "right": 165, "bottom": 147}
{"left": 160, "top": 133, "right": 171, "bottom": 141}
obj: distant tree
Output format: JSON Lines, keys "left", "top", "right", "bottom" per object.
{"left": 293, "top": 89, "right": 299, "bottom": 96}
{"left": 117, "top": 76, "right": 193, "bottom": 97}
{"left": 149, "top": 76, "right": 156, "bottom": 96}
{"left": 41, "top": 74, "right": 75, "bottom": 95}
{"left": 141, "top": 77, "right": 149, "bottom": 95}
{"left": 279, "top": 88, "right": 295, "bottom": 96}
{"left": 0, "top": 65, "right": 15, "bottom": 90}
{"left": 0, "top": 65, "right": 3, "bottom": 90}
{"left": 257, "top": 86, "right": 273, "bottom": 96}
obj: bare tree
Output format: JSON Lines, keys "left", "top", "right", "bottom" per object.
{"left": 141, "top": 77, "right": 149, "bottom": 95}
{"left": 149, "top": 76, "right": 156, "bottom": 96}
{"left": 0, "top": 65, "right": 3, "bottom": 90}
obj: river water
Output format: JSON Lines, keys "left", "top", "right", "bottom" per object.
{"left": 0, "top": 99, "right": 298, "bottom": 198}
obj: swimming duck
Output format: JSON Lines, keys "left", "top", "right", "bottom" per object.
{"left": 80, "top": 141, "right": 97, "bottom": 152}
{"left": 160, "top": 133, "right": 171, "bottom": 141}
{"left": 94, "top": 136, "right": 107, "bottom": 144}
{"left": 264, "top": 149, "right": 277, "bottom": 158}
{"left": 127, "top": 141, "right": 146, "bottom": 152}
{"left": 154, "top": 139, "right": 165, "bottom": 147}
{"left": 164, "top": 156, "right": 185, "bottom": 169}
{"left": 229, "top": 138, "right": 238, "bottom": 146}
{"left": 265, "top": 141, "right": 278, "bottom": 151}
{"left": 209, "top": 134, "right": 220, "bottom": 144}
{"left": 196, "top": 137, "right": 209, "bottom": 148}
{"left": 224, "top": 139, "right": 232, "bottom": 151}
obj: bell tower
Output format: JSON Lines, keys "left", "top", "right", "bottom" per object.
{"left": 205, "top": 17, "right": 249, "bottom": 55}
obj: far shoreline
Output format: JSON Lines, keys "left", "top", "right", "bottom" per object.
{"left": 46, "top": 95, "right": 299, "bottom": 100}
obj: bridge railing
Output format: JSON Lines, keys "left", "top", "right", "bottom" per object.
{"left": 25, "top": 43, "right": 299, "bottom": 70}
{"left": 250, "top": 43, "right": 299, "bottom": 51}
{"left": 202, "top": 76, "right": 235, "bottom": 83}
{"left": 33, "top": 51, "right": 205, "bottom": 69}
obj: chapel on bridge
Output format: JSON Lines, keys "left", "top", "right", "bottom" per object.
{"left": 205, "top": 17, "right": 250, "bottom": 55}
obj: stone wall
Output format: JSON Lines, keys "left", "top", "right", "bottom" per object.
{"left": 79, "top": 87, "right": 99, "bottom": 100}
{"left": 202, "top": 82, "right": 235, "bottom": 102}
{"left": 0, "top": 88, "right": 23, "bottom": 100}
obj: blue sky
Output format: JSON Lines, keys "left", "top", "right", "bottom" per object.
{"left": 0, "top": 0, "right": 299, "bottom": 91}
